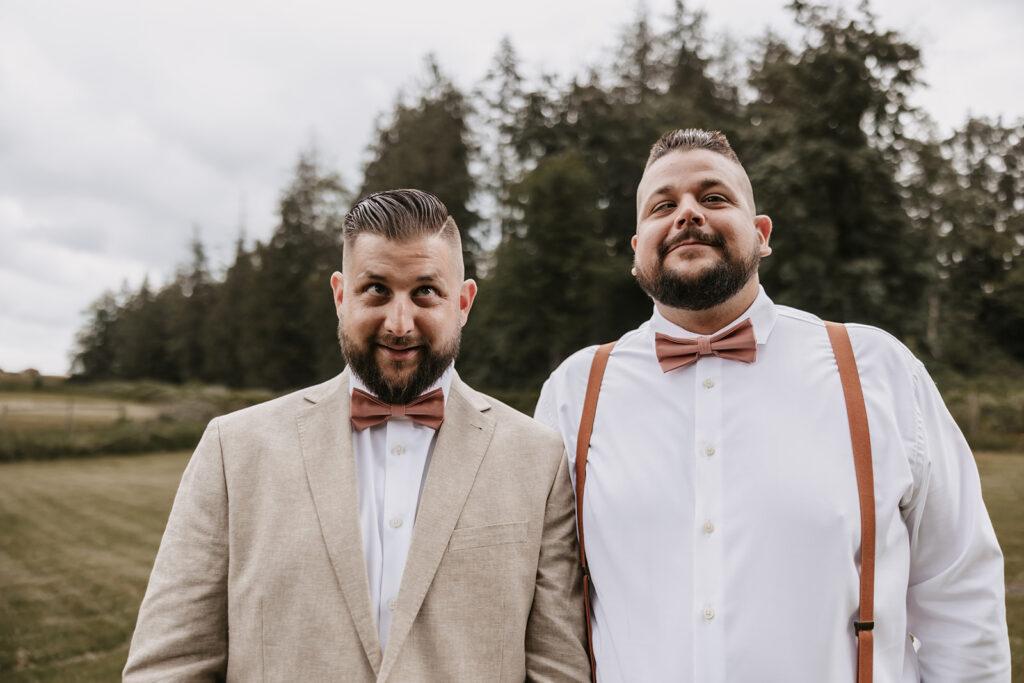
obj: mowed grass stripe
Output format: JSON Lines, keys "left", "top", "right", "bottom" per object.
{"left": 0, "top": 451, "right": 190, "bottom": 681}
{"left": 0, "top": 450, "right": 1021, "bottom": 681}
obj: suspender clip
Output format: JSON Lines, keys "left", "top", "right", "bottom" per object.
{"left": 853, "top": 620, "right": 874, "bottom": 633}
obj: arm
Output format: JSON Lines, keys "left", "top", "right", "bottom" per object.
{"left": 903, "top": 365, "right": 1010, "bottom": 681}
{"left": 123, "top": 420, "right": 229, "bottom": 682}
{"left": 525, "top": 450, "right": 591, "bottom": 682}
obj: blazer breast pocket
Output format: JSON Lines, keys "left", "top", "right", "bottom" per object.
{"left": 448, "top": 521, "right": 529, "bottom": 551}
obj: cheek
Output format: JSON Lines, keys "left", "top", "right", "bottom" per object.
{"left": 418, "top": 309, "right": 461, "bottom": 339}
{"left": 634, "top": 232, "right": 662, "bottom": 263}
{"left": 340, "top": 306, "right": 380, "bottom": 336}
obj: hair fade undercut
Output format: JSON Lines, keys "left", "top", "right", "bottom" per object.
{"left": 343, "top": 188, "right": 460, "bottom": 245}
{"left": 645, "top": 128, "right": 741, "bottom": 170}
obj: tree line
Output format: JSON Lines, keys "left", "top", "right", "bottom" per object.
{"left": 71, "top": 1, "right": 1024, "bottom": 397}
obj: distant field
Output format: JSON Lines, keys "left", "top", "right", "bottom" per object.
{"left": 0, "top": 392, "right": 161, "bottom": 431}
{"left": 0, "top": 451, "right": 1021, "bottom": 680}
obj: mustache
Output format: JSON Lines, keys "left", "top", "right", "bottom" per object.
{"left": 375, "top": 334, "right": 426, "bottom": 349}
{"left": 658, "top": 228, "right": 726, "bottom": 259}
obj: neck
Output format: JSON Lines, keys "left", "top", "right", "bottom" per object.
{"left": 654, "top": 278, "right": 760, "bottom": 335}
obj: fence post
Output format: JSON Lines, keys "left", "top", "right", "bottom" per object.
{"left": 66, "top": 399, "right": 74, "bottom": 439}
{"left": 966, "top": 389, "right": 979, "bottom": 437}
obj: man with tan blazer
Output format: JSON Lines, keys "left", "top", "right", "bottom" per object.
{"left": 124, "top": 189, "right": 590, "bottom": 682}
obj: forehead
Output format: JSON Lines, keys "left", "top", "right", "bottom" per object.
{"left": 344, "top": 233, "right": 457, "bottom": 280}
{"left": 637, "top": 149, "right": 752, "bottom": 209}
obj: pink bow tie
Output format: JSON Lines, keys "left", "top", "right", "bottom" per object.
{"left": 654, "top": 318, "right": 757, "bottom": 372}
{"left": 350, "top": 387, "right": 445, "bottom": 431}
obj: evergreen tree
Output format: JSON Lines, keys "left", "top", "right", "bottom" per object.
{"left": 70, "top": 291, "right": 121, "bottom": 379}
{"left": 360, "top": 56, "right": 481, "bottom": 278}
{"left": 166, "top": 233, "right": 212, "bottom": 382}
{"left": 743, "top": 1, "right": 929, "bottom": 338}
{"left": 249, "top": 150, "right": 348, "bottom": 390}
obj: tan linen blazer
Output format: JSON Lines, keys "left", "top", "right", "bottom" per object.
{"left": 123, "top": 370, "right": 589, "bottom": 682}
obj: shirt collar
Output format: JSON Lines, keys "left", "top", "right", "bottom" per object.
{"left": 649, "top": 285, "right": 778, "bottom": 345}
{"left": 349, "top": 362, "right": 454, "bottom": 406}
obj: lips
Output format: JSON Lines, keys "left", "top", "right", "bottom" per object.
{"left": 378, "top": 344, "right": 420, "bottom": 356}
{"left": 658, "top": 229, "right": 726, "bottom": 259}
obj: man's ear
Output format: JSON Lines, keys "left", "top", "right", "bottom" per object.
{"left": 459, "top": 279, "right": 478, "bottom": 326}
{"left": 754, "top": 215, "right": 773, "bottom": 257}
{"left": 330, "top": 272, "right": 344, "bottom": 318}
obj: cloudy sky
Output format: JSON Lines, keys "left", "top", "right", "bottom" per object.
{"left": 2, "top": 0, "right": 1022, "bottom": 375}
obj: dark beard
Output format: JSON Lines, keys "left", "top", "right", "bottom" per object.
{"left": 635, "top": 228, "right": 760, "bottom": 311}
{"left": 338, "top": 322, "right": 461, "bottom": 404}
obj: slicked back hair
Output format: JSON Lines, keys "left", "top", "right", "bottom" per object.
{"left": 342, "top": 189, "right": 463, "bottom": 275}
{"left": 645, "top": 128, "right": 741, "bottom": 170}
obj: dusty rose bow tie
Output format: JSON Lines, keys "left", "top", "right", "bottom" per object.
{"left": 654, "top": 318, "right": 757, "bottom": 372}
{"left": 350, "top": 387, "right": 445, "bottom": 431}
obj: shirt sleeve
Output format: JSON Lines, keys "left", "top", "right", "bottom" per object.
{"left": 534, "top": 376, "right": 560, "bottom": 431}
{"left": 902, "top": 362, "right": 1011, "bottom": 680}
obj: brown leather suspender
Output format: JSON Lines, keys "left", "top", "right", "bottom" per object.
{"left": 575, "top": 324, "right": 875, "bottom": 683}
{"left": 825, "top": 321, "right": 876, "bottom": 683}
{"left": 575, "top": 341, "right": 616, "bottom": 681}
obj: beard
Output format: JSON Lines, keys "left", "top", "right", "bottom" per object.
{"left": 338, "top": 322, "right": 461, "bottom": 404}
{"left": 634, "top": 227, "right": 760, "bottom": 311}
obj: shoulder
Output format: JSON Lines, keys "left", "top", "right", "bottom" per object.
{"left": 459, "top": 382, "right": 564, "bottom": 451}
{"left": 547, "top": 324, "right": 649, "bottom": 387}
{"left": 776, "top": 305, "right": 922, "bottom": 367}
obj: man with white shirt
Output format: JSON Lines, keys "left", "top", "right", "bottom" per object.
{"left": 125, "top": 189, "right": 590, "bottom": 682}
{"left": 535, "top": 129, "right": 1010, "bottom": 682}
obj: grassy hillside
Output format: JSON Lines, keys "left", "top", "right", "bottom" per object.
{"left": 0, "top": 450, "right": 1021, "bottom": 680}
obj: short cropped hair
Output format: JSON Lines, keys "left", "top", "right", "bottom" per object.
{"left": 645, "top": 129, "right": 741, "bottom": 170}
{"left": 343, "top": 188, "right": 460, "bottom": 245}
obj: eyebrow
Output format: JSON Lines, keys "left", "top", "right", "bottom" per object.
{"left": 642, "top": 178, "right": 728, "bottom": 209}
{"left": 363, "top": 273, "right": 442, "bottom": 284}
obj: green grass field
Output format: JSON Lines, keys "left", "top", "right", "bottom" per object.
{"left": 0, "top": 451, "right": 1020, "bottom": 680}
{"left": 0, "top": 451, "right": 189, "bottom": 681}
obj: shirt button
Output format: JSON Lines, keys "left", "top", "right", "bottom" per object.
{"left": 386, "top": 598, "right": 397, "bottom": 611}
{"left": 703, "top": 606, "right": 715, "bottom": 621}
{"left": 389, "top": 517, "right": 403, "bottom": 529}
{"left": 703, "top": 521, "right": 715, "bottom": 534}
{"left": 392, "top": 444, "right": 405, "bottom": 456}
{"left": 703, "top": 378, "right": 715, "bottom": 389}
{"left": 705, "top": 445, "right": 716, "bottom": 456}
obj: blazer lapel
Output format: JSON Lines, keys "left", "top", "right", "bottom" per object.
{"left": 377, "top": 374, "right": 496, "bottom": 681}
{"left": 296, "top": 371, "right": 383, "bottom": 676}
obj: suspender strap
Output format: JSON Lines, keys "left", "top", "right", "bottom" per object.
{"left": 825, "top": 321, "right": 876, "bottom": 683}
{"left": 575, "top": 341, "right": 616, "bottom": 681}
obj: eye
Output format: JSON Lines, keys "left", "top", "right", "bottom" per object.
{"left": 414, "top": 285, "right": 439, "bottom": 297}
{"left": 651, "top": 200, "right": 675, "bottom": 214}
{"left": 702, "top": 194, "right": 728, "bottom": 204}
{"left": 364, "top": 283, "right": 388, "bottom": 296}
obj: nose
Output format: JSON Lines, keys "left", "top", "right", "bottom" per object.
{"left": 675, "top": 196, "right": 705, "bottom": 227}
{"left": 384, "top": 297, "right": 415, "bottom": 337}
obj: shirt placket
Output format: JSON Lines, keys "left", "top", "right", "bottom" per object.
{"left": 379, "top": 419, "right": 419, "bottom": 645}
{"left": 693, "top": 357, "right": 724, "bottom": 683}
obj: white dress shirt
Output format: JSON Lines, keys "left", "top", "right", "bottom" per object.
{"left": 350, "top": 365, "right": 452, "bottom": 652}
{"left": 535, "top": 287, "right": 1009, "bottom": 683}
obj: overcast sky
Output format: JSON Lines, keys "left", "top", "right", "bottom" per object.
{"left": 2, "top": 0, "right": 1022, "bottom": 376}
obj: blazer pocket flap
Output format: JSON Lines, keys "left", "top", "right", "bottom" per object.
{"left": 449, "top": 521, "right": 529, "bottom": 551}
